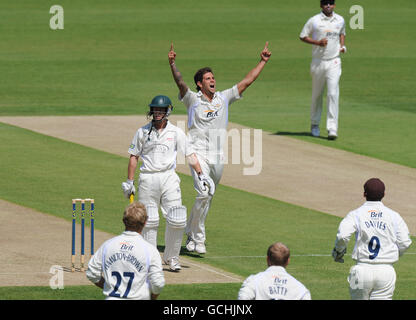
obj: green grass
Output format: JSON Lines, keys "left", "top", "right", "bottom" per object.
{"left": 0, "top": 0, "right": 415, "bottom": 167}
{"left": 1, "top": 123, "right": 415, "bottom": 300}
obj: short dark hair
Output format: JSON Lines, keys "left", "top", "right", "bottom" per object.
{"left": 364, "top": 178, "right": 385, "bottom": 201}
{"left": 194, "top": 67, "right": 213, "bottom": 91}
{"left": 267, "top": 242, "right": 290, "bottom": 266}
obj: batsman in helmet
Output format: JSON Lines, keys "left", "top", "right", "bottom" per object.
{"left": 121, "top": 95, "right": 214, "bottom": 271}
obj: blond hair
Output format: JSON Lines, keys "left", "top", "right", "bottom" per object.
{"left": 123, "top": 202, "right": 148, "bottom": 232}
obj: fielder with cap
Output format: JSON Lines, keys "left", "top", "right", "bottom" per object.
{"left": 121, "top": 95, "right": 214, "bottom": 271}
{"left": 300, "top": 0, "right": 346, "bottom": 140}
{"left": 332, "top": 178, "right": 412, "bottom": 300}
{"left": 168, "top": 42, "right": 271, "bottom": 254}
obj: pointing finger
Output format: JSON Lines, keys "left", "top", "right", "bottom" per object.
{"left": 264, "top": 41, "right": 269, "bottom": 50}
{"left": 170, "top": 42, "right": 174, "bottom": 51}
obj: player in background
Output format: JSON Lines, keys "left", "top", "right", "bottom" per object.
{"left": 121, "top": 95, "right": 214, "bottom": 271}
{"left": 238, "top": 242, "right": 311, "bottom": 300}
{"left": 86, "top": 202, "right": 165, "bottom": 300}
{"left": 168, "top": 42, "right": 271, "bottom": 254}
{"left": 332, "top": 178, "right": 412, "bottom": 300}
{"left": 300, "top": 0, "right": 346, "bottom": 140}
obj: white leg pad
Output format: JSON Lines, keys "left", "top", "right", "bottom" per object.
{"left": 164, "top": 206, "right": 186, "bottom": 262}
{"left": 142, "top": 204, "right": 159, "bottom": 247}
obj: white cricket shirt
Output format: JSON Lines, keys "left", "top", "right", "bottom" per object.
{"left": 180, "top": 85, "right": 241, "bottom": 164}
{"left": 238, "top": 266, "right": 311, "bottom": 300}
{"left": 334, "top": 201, "right": 412, "bottom": 264}
{"left": 300, "top": 12, "right": 346, "bottom": 60}
{"left": 86, "top": 231, "right": 165, "bottom": 300}
{"left": 128, "top": 121, "right": 192, "bottom": 173}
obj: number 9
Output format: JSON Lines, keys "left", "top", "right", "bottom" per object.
{"left": 368, "top": 236, "right": 380, "bottom": 260}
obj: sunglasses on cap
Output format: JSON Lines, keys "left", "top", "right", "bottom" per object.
{"left": 321, "top": 0, "right": 335, "bottom": 5}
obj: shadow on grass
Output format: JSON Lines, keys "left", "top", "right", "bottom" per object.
{"left": 273, "top": 131, "right": 329, "bottom": 140}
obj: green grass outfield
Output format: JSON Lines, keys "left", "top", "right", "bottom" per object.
{"left": 1, "top": 0, "right": 415, "bottom": 300}
{"left": 0, "top": 0, "right": 415, "bottom": 167}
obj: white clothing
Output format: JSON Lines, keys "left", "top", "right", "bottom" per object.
{"left": 128, "top": 121, "right": 190, "bottom": 262}
{"left": 300, "top": 12, "right": 346, "bottom": 60}
{"left": 348, "top": 263, "right": 396, "bottom": 300}
{"left": 128, "top": 121, "right": 192, "bottom": 173}
{"left": 310, "top": 57, "right": 341, "bottom": 132}
{"left": 300, "top": 11, "right": 346, "bottom": 134}
{"left": 180, "top": 86, "right": 241, "bottom": 247}
{"left": 334, "top": 201, "right": 412, "bottom": 300}
{"left": 335, "top": 201, "right": 412, "bottom": 264}
{"left": 138, "top": 170, "right": 181, "bottom": 217}
{"left": 238, "top": 266, "right": 311, "bottom": 300}
{"left": 180, "top": 85, "right": 241, "bottom": 164}
{"left": 86, "top": 231, "right": 165, "bottom": 300}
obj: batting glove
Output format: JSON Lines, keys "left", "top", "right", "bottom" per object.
{"left": 121, "top": 179, "right": 136, "bottom": 199}
{"left": 332, "top": 247, "right": 346, "bottom": 263}
{"left": 198, "top": 174, "right": 215, "bottom": 196}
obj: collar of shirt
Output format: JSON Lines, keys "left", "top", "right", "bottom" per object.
{"left": 266, "top": 265, "right": 287, "bottom": 273}
{"left": 320, "top": 11, "right": 337, "bottom": 22}
{"left": 146, "top": 120, "right": 173, "bottom": 135}
{"left": 196, "top": 90, "right": 218, "bottom": 102}
{"left": 122, "top": 230, "right": 142, "bottom": 237}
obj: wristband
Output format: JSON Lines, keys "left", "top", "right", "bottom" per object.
{"left": 341, "top": 46, "right": 347, "bottom": 53}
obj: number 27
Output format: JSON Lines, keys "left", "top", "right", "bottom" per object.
{"left": 109, "top": 271, "right": 135, "bottom": 298}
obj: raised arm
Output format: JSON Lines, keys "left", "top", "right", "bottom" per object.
{"left": 237, "top": 42, "right": 271, "bottom": 96}
{"left": 168, "top": 43, "right": 189, "bottom": 99}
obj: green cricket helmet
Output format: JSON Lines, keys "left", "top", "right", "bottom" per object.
{"left": 148, "top": 95, "right": 173, "bottom": 118}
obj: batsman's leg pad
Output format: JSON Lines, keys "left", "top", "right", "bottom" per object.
{"left": 164, "top": 206, "right": 187, "bottom": 262}
{"left": 142, "top": 204, "right": 159, "bottom": 247}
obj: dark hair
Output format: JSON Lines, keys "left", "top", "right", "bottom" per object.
{"left": 194, "top": 67, "right": 213, "bottom": 91}
{"left": 364, "top": 178, "right": 385, "bottom": 201}
{"left": 267, "top": 242, "right": 290, "bottom": 266}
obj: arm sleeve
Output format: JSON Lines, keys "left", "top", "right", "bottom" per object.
{"left": 179, "top": 88, "right": 198, "bottom": 110}
{"left": 177, "top": 128, "right": 193, "bottom": 157}
{"left": 147, "top": 248, "right": 165, "bottom": 295}
{"left": 220, "top": 85, "right": 241, "bottom": 106}
{"left": 299, "top": 18, "right": 313, "bottom": 38}
{"left": 334, "top": 212, "right": 357, "bottom": 252}
{"left": 395, "top": 214, "right": 412, "bottom": 256}
{"left": 237, "top": 275, "right": 256, "bottom": 300}
{"left": 340, "top": 17, "right": 346, "bottom": 36}
{"left": 128, "top": 129, "right": 143, "bottom": 156}
{"left": 86, "top": 245, "right": 104, "bottom": 284}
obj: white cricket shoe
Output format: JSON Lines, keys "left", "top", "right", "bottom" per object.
{"left": 195, "top": 243, "right": 206, "bottom": 254}
{"left": 311, "top": 125, "right": 320, "bottom": 137}
{"left": 165, "top": 257, "right": 181, "bottom": 272}
{"left": 186, "top": 236, "right": 196, "bottom": 252}
{"left": 328, "top": 130, "right": 338, "bottom": 140}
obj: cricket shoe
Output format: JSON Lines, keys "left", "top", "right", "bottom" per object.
{"left": 311, "top": 125, "right": 320, "bottom": 137}
{"left": 195, "top": 243, "right": 206, "bottom": 254}
{"left": 165, "top": 257, "right": 181, "bottom": 272}
{"left": 186, "top": 236, "right": 196, "bottom": 252}
{"left": 328, "top": 130, "right": 338, "bottom": 140}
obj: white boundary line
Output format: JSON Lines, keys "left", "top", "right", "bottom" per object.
{"left": 184, "top": 260, "right": 243, "bottom": 282}
{"left": 203, "top": 252, "right": 416, "bottom": 259}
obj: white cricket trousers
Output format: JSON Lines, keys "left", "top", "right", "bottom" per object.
{"left": 310, "top": 57, "right": 342, "bottom": 133}
{"left": 137, "top": 170, "right": 182, "bottom": 215}
{"left": 138, "top": 170, "right": 184, "bottom": 261}
{"left": 348, "top": 263, "right": 396, "bottom": 300}
{"left": 186, "top": 154, "right": 223, "bottom": 245}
